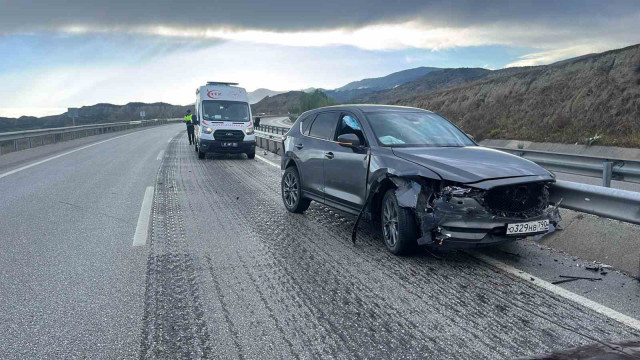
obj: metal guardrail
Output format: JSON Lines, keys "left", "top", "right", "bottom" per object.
{"left": 550, "top": 181, "right": 640, "bottom": 225}
{"left": 253, "top": 124, "right": 640, "bottom": 226}
{"left": 254, "top": 129, "right": 284, "bottom": 155}
{"left": 255, "top": 125, "right": 289, "bottom": 135}
{"left": 492, "top": 147, "right": 640, "bottom": 187}
{"left": 0, "top": 118, "right": 181, "bottom": 155}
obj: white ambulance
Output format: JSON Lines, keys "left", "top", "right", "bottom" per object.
{"left": 193, "top": 82, "right": 255, "bottom": 159}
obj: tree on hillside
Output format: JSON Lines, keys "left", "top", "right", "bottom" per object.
{"left": 289, "top": 90, "right": 336, "bottom": 115}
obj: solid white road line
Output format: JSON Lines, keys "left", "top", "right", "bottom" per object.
{"left": 156, "top": 150, "right": 164, "bottom": 161}
{"left": 256, "top": 150, "right": 640, "bottom": 330}
{"left": 255, "top": 154, "right": 280, "bottom": 168}
{"left": 0, "top": 132, "right": 138, "bottom": 180}
{"left": 470, "top": 251, "right": 640, "bottom": 331}
{"left": 132, "top": 186, "right": 154, "bottom": 247}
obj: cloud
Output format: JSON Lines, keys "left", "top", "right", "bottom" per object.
{"left": 2, "top": 0, "right": 638, "bottom": 33}
{"left": 505, "top": 43, "right": 620, "bottom": 67}
{"left": 2, "top": 1, "right": 639, "bottom": 52}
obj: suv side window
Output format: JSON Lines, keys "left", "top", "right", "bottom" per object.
{"left": 300, "top": 114, "right": 314, "bottom": 135}
{"left": 335, "top": 113, "right": 366, "bottom": 146}
{"left": 308, "top": 112, "right": 339, "bottom": 140}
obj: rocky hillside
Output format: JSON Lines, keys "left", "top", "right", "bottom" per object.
{"left": 351, "top": 68, "right": 492, "bottom": 104}
{"left": 0, "top": 102, "right": 190, "bottom": 132}
{"left": 324, "top": 66, "right": 440, "bottom": 103}
{"left": 382, "top": 44, "right": 640, "bottom": 147}
{"left": 250, "top": 91, "right": 305, "bottom": 115}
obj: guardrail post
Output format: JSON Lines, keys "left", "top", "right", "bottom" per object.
{"left": 603, "top": 161, "right": 613, "bottom": 187}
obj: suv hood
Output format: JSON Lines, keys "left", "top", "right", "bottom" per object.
{"left": 392, "top": 146, "right": 550, "bottom": 184}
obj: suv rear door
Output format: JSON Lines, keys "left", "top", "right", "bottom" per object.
{"left": 297, "top": 111, "right": 339, "bottom": 199}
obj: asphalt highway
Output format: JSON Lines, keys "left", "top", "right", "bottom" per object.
{"left": 259, "top": 116, "right": 292, "bottom": 128}
{"left": 1, "top": 125, "right": 639, "bottom": 359}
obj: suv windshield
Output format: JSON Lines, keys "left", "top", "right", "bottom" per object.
{"left": 202, "top": 100, "right": 250, "bottom": 122}
{"left": 366, "top": 111, "right": 475, "bottom": 147}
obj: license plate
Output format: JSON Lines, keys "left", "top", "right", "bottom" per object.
{"left": 222, "top": 142, "right": 238, "bottom": 147}
{"left": 506, "top": 220, "right": 549, "bottom": 235}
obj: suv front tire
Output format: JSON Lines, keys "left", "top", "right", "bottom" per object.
{"left": 281, "top": 167, "right": 311, "bottom": 213}
{"left": 381, "top": 189, "right": 417, "bottom": 255}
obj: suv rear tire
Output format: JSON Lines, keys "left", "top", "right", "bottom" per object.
{"left": 282, "top": 167, "right": 311, "bottom": 213}
{"left": 381, "top": 189, "right": 417, "bottom": 255}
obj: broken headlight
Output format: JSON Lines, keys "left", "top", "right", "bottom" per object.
{"left": 442, "top": 186, "right": 473, "bottom": 197}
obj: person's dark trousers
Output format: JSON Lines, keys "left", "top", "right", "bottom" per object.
{"left": 186, "top": 125, "right": 195, "bottom": 145}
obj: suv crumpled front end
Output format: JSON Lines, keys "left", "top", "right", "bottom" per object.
{"left": 389, "top": 177, "right": 562, "bottom": 249}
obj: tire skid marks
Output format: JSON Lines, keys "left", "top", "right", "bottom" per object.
{"left": 234, "top": 252, "right": 301, "bottom": 360}
{"left": 184, "top": 156, "right": 346, "bottom": 358}
{"left": 190, "top": 157, "right": 454, "bottom": 357}
{"left": 204, "top": 255, "right": 245, "bottom": 360}
{"left": 138, "top": 141, "right": 213, "bottom": 360}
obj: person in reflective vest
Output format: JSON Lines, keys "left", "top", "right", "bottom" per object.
{"left": 184, "top": 110, "right": 195, "bottom": 145}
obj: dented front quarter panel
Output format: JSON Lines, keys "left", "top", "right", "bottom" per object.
{"left": 362, "top": 148, "right": 562, "bottom": 249}
{"left": 366, "top": 147, "right": 440, "bottom": 198}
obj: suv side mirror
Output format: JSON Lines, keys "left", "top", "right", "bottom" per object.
{"left": 337, "top": 133, "right": 361, "bottom": 147}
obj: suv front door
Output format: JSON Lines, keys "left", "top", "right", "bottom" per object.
{"left": 323, "top": 112, "right": 369, "bottom": 212}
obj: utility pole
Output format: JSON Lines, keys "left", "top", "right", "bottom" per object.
{"left": 68, "top": 108, "right": 79, "bottom": 126}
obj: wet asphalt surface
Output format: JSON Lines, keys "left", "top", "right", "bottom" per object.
{"left": 139, "top": 137, "right": 639, "bottom": 359}
{"left": 1, "top": 126, "right": 640, "bottom": 359}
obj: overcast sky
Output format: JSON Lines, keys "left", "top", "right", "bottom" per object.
{"left": 1, "top": 0, "right": 638, "bottom": 117}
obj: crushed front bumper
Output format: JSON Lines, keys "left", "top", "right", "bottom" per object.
{"left": 416, "top": 195, "right": 561, "bottom": 249}
{"left": 389, "top": 177, "right": 561, "bottom": 249}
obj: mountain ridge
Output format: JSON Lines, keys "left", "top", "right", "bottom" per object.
{"left": 0, "top": 102, "right": 191, "bottom": 132}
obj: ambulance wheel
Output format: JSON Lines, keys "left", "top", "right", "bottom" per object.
{"left": 247, "top": 152, "right": 255, "bottom": 159}
{"left": 198, "top": 150, "right": 205, "bottom": 159}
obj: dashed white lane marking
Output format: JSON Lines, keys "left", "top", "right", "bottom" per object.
{"left": 132, "top": 186, "right": 154, "bottom": 247}
{"left": 156, "top": 150, "right": 164, "bottom": 161}
{"left": 0, "top": 132, "right": 138, "bottom": 180}
{"left": 255, "top": 154, "right": 280, "bottom": 168}
{"left": 470, "top": 251, "right": 640, "bottom": 331}
{"left": 255, "top": 149, "right": 640, "bottom": 331}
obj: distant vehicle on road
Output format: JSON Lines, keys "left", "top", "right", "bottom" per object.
{"left": 193, "top": 82, "right": 256, "bottom": 159}
{"left": 280, "top": 105, "right": 561, "bottom": 254}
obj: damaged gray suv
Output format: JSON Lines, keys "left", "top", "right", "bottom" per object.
{"left": 280, "top": 105, "right": 560, "bottom": 255}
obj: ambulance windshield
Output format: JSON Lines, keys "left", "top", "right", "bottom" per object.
{"left": 202, "top": 100, "right": 251, "bottom": 122}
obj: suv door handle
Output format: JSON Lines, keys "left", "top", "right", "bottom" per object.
{"left": 295, "top": 143, "right": 304, "bottom": 149}
{"left": 325, "top": 151, "right": 334, "bottom": 159}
